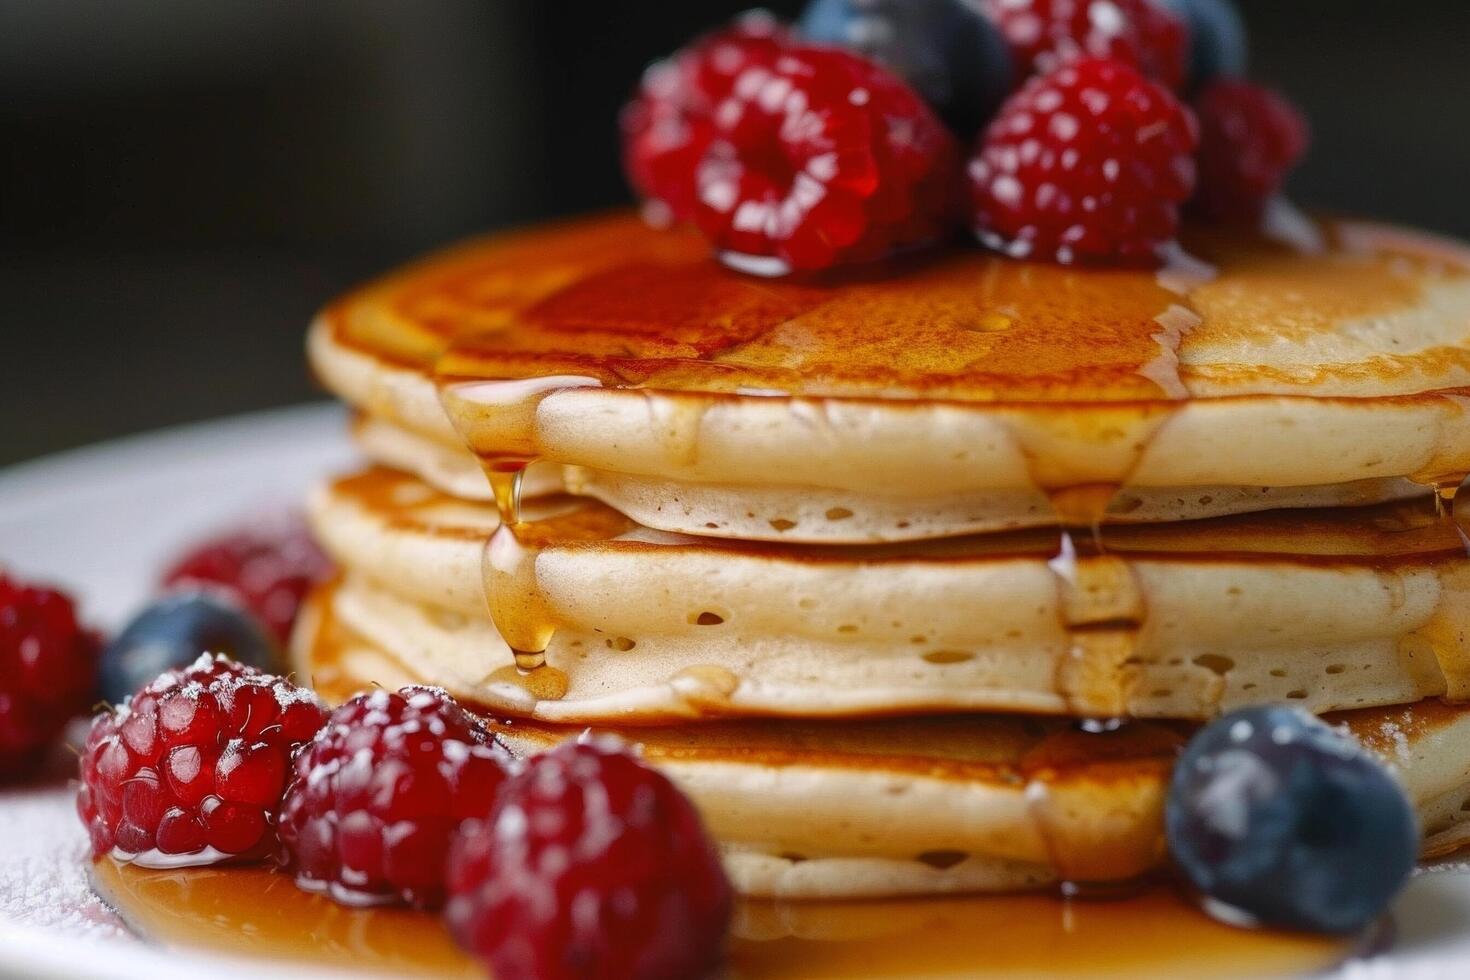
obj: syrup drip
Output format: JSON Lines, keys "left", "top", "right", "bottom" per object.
{"left": 1042, "top": 480, "right": 1153, "bottom": 725}
{"left": 438, "top": 375, "right": 602, "bottom": 691}
{"left": 1403, "top": 471, "right": 1470, "bottom": 701}
{"left": 1385, "top": 356, "right": 1470, "bottom": 535}
{"left": 1019, "top": 723, "right": 1180, "bottom": 887}
{"left": 1048, "top": 502, "right": 1129, "bottom": 718}
{"left": 483, "top": 459, "right": 553, "bottom": 671}
{"left": 1407, "top": 464, "right": 1470, "bottom": 551}
{"left": 1022, "top": 262, "right": 1210, "bottom": 883}
{"left": 1429, "top": 476, "right": 1470, "bottom": 529}
{"left": 1037, "top": 248, "right": 1220, "bottom": 725}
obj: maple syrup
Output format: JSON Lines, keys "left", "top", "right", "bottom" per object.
{"left": 299, "top": 211, "right": 1470, "bottom": 974}
{"left": 1018, "top": 722, "right": 1179, "bottom": 886}
{"left": 438, "top": 377, "right": 604, "bottom": 681}
{"left": 90, "top": 860, "right": 1359, "bottom": 978}
{"left": 478, "top": 461, "right": 551, "bottom": 671}
{"left": 1019, "top": 259, "right": 1202, "bottom": 876}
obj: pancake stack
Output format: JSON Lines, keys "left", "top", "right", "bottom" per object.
{"left": 296, "top": 211, "right": 1470, "bottom": 898}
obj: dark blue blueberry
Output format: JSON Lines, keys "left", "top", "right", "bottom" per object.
{"left": 799, "top": 0, "right": 1013, "bottom": 139}
{"left": 1161, "top": 0, "right": 1248, "bottom": 91}
{"left": 1167, "top": 705, "right": 1417, "bottom": 934}
{"left": 98, "top": 591, "right": 278, "bottom": 704}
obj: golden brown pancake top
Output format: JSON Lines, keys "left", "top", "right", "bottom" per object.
{"left": 322, "top": 211, "right": 1470, "bottom": 404}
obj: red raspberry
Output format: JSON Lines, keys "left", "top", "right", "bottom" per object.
{"left": 620, "top": 14, "right": 789, "bottom": 225}
{"left": 982, "top": 0, "right": 1190, "bottom": 90}
{"left": 446, "top": 738, "right": 732, "bottom": 980}
{"left": 693, "top": 46, "right": 960, "bottom": 274}
{"left": 161, "top": 516, "right": 332, "bottom": 645}
{"left": 1191, "top": 80, "right": 1309, "bottom": 222}
{"left": 277, "top": 687, "right": 511, "bottom": 908}
{"left": 75, "top": 654, "right": 324, "bottom": 865}
{"left": 968, "top": 57, "right": 1198, "bottom": 264}
{"left": 0, "top": 573, "right": 98, "bottom": 780}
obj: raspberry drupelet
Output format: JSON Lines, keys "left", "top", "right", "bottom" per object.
{"left": 446, "top": 737, "right": 733, "bottom": 980}
{"left": 76, "top": 654, "right": 324, "bottom": 865}
{"left": 0, "top": 572, "right": 98, "bottom": 780}
{"left": 968, "top": 56, "right": 1199, "bottom": 265}
{"left": 277, "top": 686, "right": 512, "bottom": 908}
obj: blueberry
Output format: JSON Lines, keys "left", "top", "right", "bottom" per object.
{"left": 799, "top": 0, "right": 1013, "bottom": 139}
{"left": 1167, "top": 705, "right": 1417, "bottom": 933}
{"left": 1160, "top": 0, "right": 1248, "bottom": 91}
{"left": 98, "top": 591, "right": 279, "bottom": 704}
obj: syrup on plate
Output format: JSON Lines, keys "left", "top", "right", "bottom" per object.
{"left": 91, "top": 860, "right": 1356, "bottom": 978}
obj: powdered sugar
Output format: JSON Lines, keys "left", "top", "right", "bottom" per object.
{"left": 0, "top": 773, "right": 127, "bottom": 941}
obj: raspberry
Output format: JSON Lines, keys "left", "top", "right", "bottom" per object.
{"left": 161, "top": 516, "right": 332, "bottom": 645}
{"left": 446, "top": 738, "right": 732, "bottom": 980}
{"left": 1191, "top": 80, "right": 1308, "bottom": 222}
{"left": 968, "top": 57, "right": 1198, "bottom": 264}
{"left": 621, "top": 14, "right": 789, "bottom": 225}
{"left": 277, "top": 687, "right": 511, "bottom": 908}
{"left": 76, "top": 654, "right": 324, "bottom": 865}
{"left": 0, "top": 573, "right": 98, "bottom": 780}
{"left": 982, "top": 0, "right": 1190, "bottom": 91}
{"left": 693, "top": 46, "right": 960, "bottom": 274}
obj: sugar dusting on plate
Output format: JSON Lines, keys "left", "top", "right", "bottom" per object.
{"left": 0, "top": 766, "right": 128, "bottom": 941}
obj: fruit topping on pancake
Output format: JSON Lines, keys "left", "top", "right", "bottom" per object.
{"left": 621, "top": 3, "right": 1307, "bottom": 272}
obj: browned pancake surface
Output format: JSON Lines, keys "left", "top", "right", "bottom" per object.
{"left": 323, "top": 212, "right": 1470, "bottom": 404}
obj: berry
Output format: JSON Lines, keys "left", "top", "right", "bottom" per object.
{"left": 0, "top": 573, "right": 98, "bottom": 780}
{"left": 797, "top": 0, "right": 1013, "bottom": 138}
{"left": 446, "top": 738, "right": 732, "bottom": 980}
{"left": 161, "top": 516, "right": 332, "bottom": 645}
{"left": 277, "top": 687, "right": 511, "bottom": 908}
{"left": 76, "top": 654, "right": 324, "bottom": 866}
{"left": 981, "top": 0, "right": 1190, "bottom": 91}
{"left": 694, "top": 46, "right": 960, "bottom": 274}
{"left": 1167, "top": 706, "right": 1416, "bottom": 934}
{"left": 98, "top": 593, "right": 278, "bottom": 706}
{"left": 968, "top": 57, "right": 1198, "bottom": 264}
{"left": 1160, "top": 0, "right": 1247, "bottom": 90}
{"left": 621, "top": 14, "right": 789, "bottom": 225}
{"left": 1191, "top": 79, "right": 1308, "bottom": 222}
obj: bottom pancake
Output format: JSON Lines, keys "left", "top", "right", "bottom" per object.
{"left": 294, "top": 589, "right": 1470, "bottom": 899}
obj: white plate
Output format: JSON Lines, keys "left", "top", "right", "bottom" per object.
{"left": 2, "top": 404, "right": 1470, "bottom": 979}
{"left": 0, "top": 404, "right": 357, "bottom": 979}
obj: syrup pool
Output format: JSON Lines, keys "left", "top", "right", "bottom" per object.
{"left": 90, "top": 861, "right": 1357, "bottom": 978}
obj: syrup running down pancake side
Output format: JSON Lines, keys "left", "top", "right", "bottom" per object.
{"left": 285, "top": 211, "right": 1470, "bottom": 966}
{"left": 303, "top": 465, "right": 1470, "bottom": 725}
{"left": 310, "top": 212, "right": 1470, "bottom": 728}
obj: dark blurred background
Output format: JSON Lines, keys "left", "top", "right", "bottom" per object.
{"left": 3, "top": 1, "right": 1468, "bottom": 465}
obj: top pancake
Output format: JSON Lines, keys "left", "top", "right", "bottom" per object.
{"left": 311, "top": 211, "right": 1470, "bottom": 516}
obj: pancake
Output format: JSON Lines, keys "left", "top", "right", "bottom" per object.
{"left": 295, "top": 593, "right": 1470, "bottom": 899}
{"left": 310, "top": 212, "right": 1470, "bottom": 543}
{"left": 303, "top": 466, "right": 1470, "bottom": 722}
{"left": 354, "top": 411, "right": 1433, "bottom": 541}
